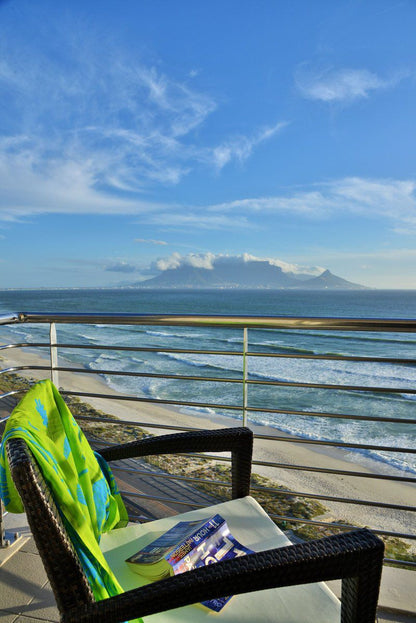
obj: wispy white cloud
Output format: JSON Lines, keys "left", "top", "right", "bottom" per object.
{"left": 104, "top": 261, "right": 138, "bottom": 273}
{"left": 208, "top": 177, "right": 416, "bottom": 232}
{"left": 135, "top": 238, "right": 168, "bottom": 246}
{"left": 295, "top": 66, "right": 408, "bottom": 103}
{"left": 0, "top": 144, "right": 166, "bottom": 217}
{"left": 136, "top": 212, "right": 254, "bottom": 230}
{"left": 0, "top": 25, "right": 285, "bottom": 221}
{"left": 212, "top": 121, "right": 289, "bottom": 170}
{"left": 294, "top": 247, "right": 416, "bottom": 263}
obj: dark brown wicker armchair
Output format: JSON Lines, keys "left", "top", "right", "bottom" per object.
{"left": 6, "top": 426, "right": 384, "bottom": 623}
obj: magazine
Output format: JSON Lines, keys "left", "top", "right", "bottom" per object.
{"left": 126, "top": 514, "right": 253, "bottom": 611}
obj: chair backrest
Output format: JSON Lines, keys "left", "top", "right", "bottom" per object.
{"left": 6, "top": 437, "right": 95, "bottom": 614}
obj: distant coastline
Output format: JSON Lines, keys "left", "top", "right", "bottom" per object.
{"left": 5, "top": 286, "right": 416, "bottom": 292}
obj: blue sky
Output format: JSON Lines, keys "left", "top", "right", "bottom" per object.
{"left": 1, "top": 0, "right": 416, "bottom": 288}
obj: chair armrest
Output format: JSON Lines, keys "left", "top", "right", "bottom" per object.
{"left": 99, "top": 427, "right": 253, "bottom": 498}
{"left": 62, "top": 528, "right": 384, "bottom": 623}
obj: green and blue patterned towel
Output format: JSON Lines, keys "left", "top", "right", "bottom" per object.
{"left": 0, "top": 379, "right": 142, "bottom": 623}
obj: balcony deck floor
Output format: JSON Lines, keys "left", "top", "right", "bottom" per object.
{"left": 1, "top": 525, "right": 415, "bottom": 623}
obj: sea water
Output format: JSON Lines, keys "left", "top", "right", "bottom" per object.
{"left": 0, "top": 288, "right": 415, "bottom": 475}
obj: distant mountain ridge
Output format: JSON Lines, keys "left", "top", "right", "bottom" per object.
{"left": 135, "top": 260, "right": 366, "bottom": 290}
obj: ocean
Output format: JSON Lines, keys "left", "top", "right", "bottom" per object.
{"left": 0, "top": 288, "right": 415, "bottom": 475}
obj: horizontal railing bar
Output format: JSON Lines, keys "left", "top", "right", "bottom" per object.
{"left": 2, "top": 363, "right": 416, "bottom": 397}
{"left": 109, "top": 443, "right": 416, "bottom": 483}
{"left": 13, "top": 389, "right": 416, "bottom": 440}
{"left": 383, "top": 558, "right": 416, "bottom": 568}
{"left": 119, "top": 489, "right": 208, "bottom": 509}
{"left": 0, "top": 342, "right": 243, "bottom": 357}
{"left": 247, "top": 378, "right": 416, "bottom": 393}
{"left": 111, "top": 466, "right": 416, "bottom": 512}
{"left": 73, "top": 392, "right": 416, "bottom": 428}
{"left": 4, "top": 381, "right": 414, "bottom": 426}
{"left": 0, "top": 342, "right": 51, "bottom": 351}
{"left": 118, "top": 487, "right": 416, "bottom": 540}
{"left": 113, "top": 465, "right": 231, "bottom": 489}
{"left": 94, "top": 434, "right": 411, "bottom": 479}
{"left": 250, "top": 458, "right": 416, "bottom": 483}
{"left": 247, "top": 351, "right": 416, "bottom": 364}
{"left": 77, "top": 404, "right": 416, "bottom": 429}
{"left": 12, "top": 312, "right": 416, "bottom": 332}
{"left": 57, "top": 344, "right": 242, "bottom": 356}
{"left": 253, "top": 433, "right": 416, "bottom": 454}
{"left": 128, "top": 514, "right": 153, "bottom": 523}
{"left": 0, "top": 390, "right": 21, "bottom": 401}
{"left": 187, "top": 452, "right": 416, "bottom": 483}
{"left": 30, "top": 365, "right": 244, "bottom": 384}
{"left": 62, "top": 389, "right": 244, "bottom": 410}
{"left": 247, "top": 406, "right": 416, "bottom": 425}
{"left": 265, "top": 512, "right": 416, "bottom": 540}
{"left": 79, "top": 414, "right": 415, "bottom": 454}
{"left": 3, "top": 371, "right": 415, "bottom": 425}
{"left": 4, "top": 341, "right": 416, "bottom": 366}
{"left": 0, "top": 314, "right": 19, "bottom": 325}
{"left": 58, "top": 366, "right": 416, "bottom": 394}
{"left": 0, "top": 365, "right": 51, "bottom": 375}
{"left": 81, "top": 416, "right": 198, "bottom": 433}
{"left": 75, "top": 392, "right": 416, "bottom": 438}
{"left": 96, "top": 442, "right": 416, "bottom": 486}
{"left": 250, "top": 485, "right": 416, "bottom": 512}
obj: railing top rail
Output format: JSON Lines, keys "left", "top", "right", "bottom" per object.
{"left": 3, "top": 312, "right": 416, "bottom": 332}
{"left": 0, "top": 313, "right": 20, "bottom": 325}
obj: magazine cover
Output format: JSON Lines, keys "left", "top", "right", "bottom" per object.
{"left": 126, "top": 514, "right": 253, "bottom": 611}
{"left": 170, "top": 517, "right": 253, "bottom": 612}
{"left": 126, "top": 517, "right": 211, "bottom": 580}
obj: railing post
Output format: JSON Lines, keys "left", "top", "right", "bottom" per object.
{"left": 49, "top": 322, "right": 59, "bottom": 387}
{"left": 0, "top": 498, "right": 4, "bottom": 547}
{"left": 0, "top": 499, "right": 10, "bottom": 548}
{"left": 242, "top": 327, "right": 248, "bottom": 427}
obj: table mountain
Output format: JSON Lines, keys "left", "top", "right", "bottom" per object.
{"left": 137, "top": 260, "right": 366, "bottom": 289}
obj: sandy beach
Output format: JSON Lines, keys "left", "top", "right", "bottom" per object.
{"left": 1, "top": 345, "right": 415, "bottom": 548}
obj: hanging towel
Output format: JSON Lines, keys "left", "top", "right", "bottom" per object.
{"left": 0, "top": 379, "right": 142, "bottom": 623}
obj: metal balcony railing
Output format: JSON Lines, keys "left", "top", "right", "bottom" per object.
{"left": 0, "top": 312, "right": 415, "bottom": 568}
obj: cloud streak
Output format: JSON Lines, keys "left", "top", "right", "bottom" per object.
{"left": 135, "top": 238, "right": 168, "bottom": 246}
{"left": 135, "top": 212, "right": 254, "bottom": 230}
{"left": 208, "top": 177, "right": 416, "bottom": 231}
{"left": 295, "top": 66, "right": 408, "bottom": 103}
{"left": 212, "top": 121, "right": 289, "bottom": 170}
{"left": 104, "top": 261, "right": 138, "bottom": 273}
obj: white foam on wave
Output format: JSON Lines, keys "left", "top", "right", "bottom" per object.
{"left": 158, "top": 349, "right": 416, "bottom": 391}
{"left": 179, "top": 405, "right": 219, "bottom": 417}
{"left": 250, "top": 409, "right": 416, "bottom": 475}
{"left": 145, "top": 330, "right": 208, "bottom": 339}
{"left": 161, "top": 351, "right": 231, "bottom": 368}
{"left": 79, "top": 333, "right": 101, "bottom": 343}
{"left": 89, "top": 352, "right": 145, "bottom": 373}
